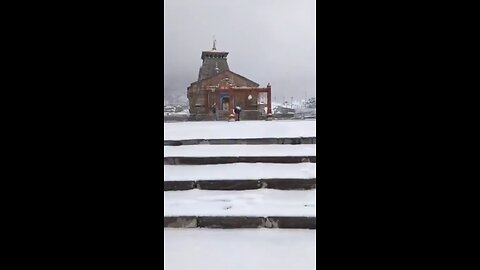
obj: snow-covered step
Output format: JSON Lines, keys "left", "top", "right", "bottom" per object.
{"left": 164, "top": 137, "right": 316, "bottom": 146}
{"left": 165, "top": 228, "right": 316, "bottom": 270}
{"left": 164, "top": 120, "right": 316, "bottom": 141}
{"left": 164, "top": 189, "right": 316, "bottom": 217}
{"left": 164, "top": 163, "right": 316, "bottom": 190}
{"left": 164, "top": 144, "right": 316, "bottom": 165}
{"left": 164, "top": 144, "right": 316, "bottom": 157}
{"left": 165, "top": 163, "right": 316, "bottom": 181}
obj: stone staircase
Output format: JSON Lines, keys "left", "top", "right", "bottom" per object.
{"left": 164, "top": 131, "right": 316, "bottom": 229}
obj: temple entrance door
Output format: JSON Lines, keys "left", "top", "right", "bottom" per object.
{"left": 221, "top": 96, "right": 230, "bottom": 111}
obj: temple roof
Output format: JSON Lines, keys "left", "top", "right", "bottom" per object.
{"left": 190, "top": 70, "right": 259, "bottom": 87}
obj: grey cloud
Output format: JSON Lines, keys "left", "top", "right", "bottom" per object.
{"left": 164, "top": 0, "right": 316, "bottom": 102}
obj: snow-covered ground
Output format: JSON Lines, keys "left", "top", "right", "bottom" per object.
{"left": 272, "top": 100, "right": 314, "bottom": 109}
{"left": 164, "top": 110, "right": 189, "bottom": 116}
{"left": 164, "top": 144, "right": 316, "bottom": 157}
{"left": 164, "top": 120, "right": 316, "bottom": 140}
{"left": 164, "top": 189, "right": 316, "bottom": 217}
{"left": 164, "top": 228, "right": 316, "bottom": 270}
{"left": 164, "top": 163, "right": 316, "bottom": 181}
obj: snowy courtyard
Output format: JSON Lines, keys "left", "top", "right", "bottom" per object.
{"left": 164, "top": 228, "right": 316, "bottom": 270}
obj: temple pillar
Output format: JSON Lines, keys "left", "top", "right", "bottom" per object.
{"left": 267, "top": 85, "right": 272, "bottom": 114}
{"left": 229, "top": 88, "right": 235, "bottom": 114}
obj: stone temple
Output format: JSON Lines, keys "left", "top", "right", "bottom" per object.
{"left": 187, "top": 42, "right": 272, "bottom": 120}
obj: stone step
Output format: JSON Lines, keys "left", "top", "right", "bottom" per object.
{"left": 165, "top": 120, "right": 316, "bottom": 142}
{"left": 165, "top": 163, "right": 316, "bottom": 181}
{"left": 164, "top": 178, "right": 316, "bottom": 191}
{"left": 165, "top": 144, "right": 316, "bottom": 157}
{"left": 164, "top": 216, "right": 316, "bottom": 229}
{"left": 164, "top": 189, "right": 315, "bottom": 217}
{"left": 164, "top": 156, "right": 316, "bottom": 165}
{"left": 164, "top": 144, "right": 316, "bottom": 164}
{"left": 164, "top": 137, "right": 316, "bottom": 146}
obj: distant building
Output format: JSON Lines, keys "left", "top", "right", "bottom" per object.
{"left": 187, "top": 41, "right": 272, "bottom": 120}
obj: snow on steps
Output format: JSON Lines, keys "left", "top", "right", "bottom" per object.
{"left": 164, "top": 216, "right": 316, "bottom": 229}
{"left": 163, "top": 121, "right": 317, "bottom": 229}
{"left": 164, "top": 137, "right": 316, "bottom": 146}
{"left": 164, "top": 189, "right": 316, "bottom": 229}
{"left": 165, "top": 163, "right": 316, "bottom": 181}
{"left": 164, "top": 144, "right": 316, "bottom": 157}
{"left": 164, "top": 179, "right": 316, "bottom": 191}
{"left": 164, "top": 144, "right": 316, "bottom": 165}
{"left": 165, "top": 189, "right": 315, "bottom": 217}
{"left": 164, "top": 120, "right": 316, "bottom": 141}
{"left": 164, "top": 163, "right": 316, "bottom": 191}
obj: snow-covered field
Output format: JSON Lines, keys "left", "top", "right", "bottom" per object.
{"left": 164, "top": 144, "right": 316, "bottom": 157}
{"left": 164, "top": 228, "right": 316, "bottom": 270}
{"left": 164, "top": 120, "right": 316, "bottom": 140}
{"left": 164, "top": 189, "right": 316, "bottom": 217}
{"left": 164, "top": 163, "right": 316, "bottom": 181}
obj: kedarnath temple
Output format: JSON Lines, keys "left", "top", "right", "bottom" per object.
{"left": 187, "top": 41, "right": 272, "bottom": 121}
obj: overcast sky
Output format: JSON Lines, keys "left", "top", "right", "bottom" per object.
{"left": 164, "top": 0, "right": 316, "bottom": 102}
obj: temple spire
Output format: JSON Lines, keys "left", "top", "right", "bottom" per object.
{"left": 198, "top": 39, "right": 229, "bottom": 80}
